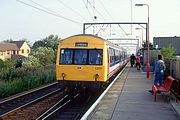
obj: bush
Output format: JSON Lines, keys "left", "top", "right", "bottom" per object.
{"left": 0, "top": 65, "right": 56, "bottom": 98}
{"left": 161, "top": 47, "right": 174, "bottom": 58}
{"left": 0, "top": 59, "right": 5, "bottom": 68}
{"left": 0, "top": 79, "right": 24, "bottom": 98}
{"left": 22, "top": 55, "right": 41, "bottom": 67}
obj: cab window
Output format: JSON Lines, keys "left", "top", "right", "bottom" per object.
{"left": 60, "top": 49, "right": 103, "bottom": 65}
{"left": 60, "top": 49, "right": 73, "bottom": 64}
{"left": 89, "top": 49, "right": 102, "bottom": 65}
{"left": 74, "top": 50, "right": 88, "bottom": 64}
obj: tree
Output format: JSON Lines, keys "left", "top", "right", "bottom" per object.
{"left": 22, "top": 55, "right": 41, "bottom": 67}
{"left": 3, "top": 38, "right": 13, "bottom": 43}
{"left": 32, "top": 47, "right": 55, "bottom": 66}
{"left": 32, "top": 34, "right": 60, "bottom": 63}
{"left": 161, "top": 47, "right": 174, "bottom": 58}
{"left": 32, "top": 34, "right": 60, "bottom": 51}
{"left": 142, "top": 41, "right": 153, "bottom": 48}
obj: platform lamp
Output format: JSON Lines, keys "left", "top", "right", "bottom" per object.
{"left": 135, "top": 3, "right": 150, "bottom": 79}
{"left": 135, "top": 36, "right": 140, "bottom": 56}
{"left": 135, "top": 28, "right": 143, "bottom": 48}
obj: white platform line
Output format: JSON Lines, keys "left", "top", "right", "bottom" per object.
{"left": 80, "top": 64, "right": 128, "bottom": 120}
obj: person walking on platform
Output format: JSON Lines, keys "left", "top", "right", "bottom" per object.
{"left": 130, "top": 54, "right": 136, "bottom": 67}
{"left": 154, "top": 54, "right": 166, "bottom": 86}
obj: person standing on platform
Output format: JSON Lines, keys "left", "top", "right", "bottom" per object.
{"left": 130, "top": 54, "right": 136, "bottom": 67}
{"left": 136, "top": 55, "right": 141, "bottom": 70}
{"left": 140, "top": 55, "right": 143, "bottom": 65}
{"left": 154, "top": 54, "right": 166, "bottom": 86}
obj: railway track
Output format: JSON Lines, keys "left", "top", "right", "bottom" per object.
{"left": 0, "top": 64, "right": 128, "bottom": 120}
{"left": 36, "top": 91, "right": 92, "bottom": 120}
{"left": 35, "top": 64, "right": 128, "bottom": 120}
{"left": 0, "top": 82, "right": 91, "bottom": 120}
{"left": 0, "top": 82, "right": 64, "bottom": 120}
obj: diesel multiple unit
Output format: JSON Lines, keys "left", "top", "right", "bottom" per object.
{"left": 56, "top": 34, "right": 127, "bottom": 87}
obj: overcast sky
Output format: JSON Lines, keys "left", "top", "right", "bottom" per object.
{"left": 1, "top": 0, "right": 180, "bottom": 48}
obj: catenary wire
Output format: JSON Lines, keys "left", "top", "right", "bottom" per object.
{"left": 98, "top": 0, "right": 129, "bottom": 36}
{"left": 82, "top": 0, "right": 94, "bottom": 22}
{"left": 16, "top": 0, "right": 81, "bottom": 25}
{"left": 56, "top": 0, "right": 88, "bottom": 21}
{"left": 86, "top": 0, "right": 107, "bottom": 21}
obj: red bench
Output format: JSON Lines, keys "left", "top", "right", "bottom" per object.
{"left": 152, "top": 76, "right": 179, "bottom": 102}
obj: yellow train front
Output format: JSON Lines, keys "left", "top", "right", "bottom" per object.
{"left": 56, "top": 34, "right": 127, "bottom": 88}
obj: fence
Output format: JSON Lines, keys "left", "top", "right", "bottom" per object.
{"left": 164, "top": 56, "right": 180, "bottom": 97}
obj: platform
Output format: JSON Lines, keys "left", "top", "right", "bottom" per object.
{"left": 87, "top": 66, "right": 180, "bottom": 120}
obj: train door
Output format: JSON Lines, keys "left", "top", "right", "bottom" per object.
{"left": 107, "top": 48, "right": 110, "bottom": 74}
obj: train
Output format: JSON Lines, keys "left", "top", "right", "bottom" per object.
{"left": 56, "top": 34, "right": 128, "bottom": 88}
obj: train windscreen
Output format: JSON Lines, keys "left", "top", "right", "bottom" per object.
{"left": 60, "top": 49, "right": 103, "bottom": 65}
{"left": 74, "top": 50, "right": 88, "bottom": 64}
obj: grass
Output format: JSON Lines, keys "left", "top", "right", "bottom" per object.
{"left": 0, "top": 65, "right": 56, "bottom": 99}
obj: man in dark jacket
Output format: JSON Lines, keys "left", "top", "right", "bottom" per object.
{"left": 130, "top": 54, "right": 136, "bottom": 67}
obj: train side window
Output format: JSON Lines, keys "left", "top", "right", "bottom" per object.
{"left": 119, "top": 51, "right": 122, "bottom": 62}
{"left": 119, "top": 50, "right": 122, "bottom": 62}
{"left": 60, "top": 49, "right": 73, "bottom": 64}
{"left": 114, "top": 50, "right": 116, "bottom": 62}
{"left": 89, "top": 49, "right": 103, "bottom": 65}
{"left": 110, "top": 48, "right": 114, "bottom": 65}
{"left": 115, "top": 50, "right": 120, "bottom": 63}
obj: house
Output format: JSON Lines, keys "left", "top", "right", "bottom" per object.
{"left": 0, "top": 43, "right": 19, "bottom": 60}
{"left": 0, "top": 41, "right": 30, "bottom": 60}
{"left": 11, "top": 41, "right": 31, "bottom": 57}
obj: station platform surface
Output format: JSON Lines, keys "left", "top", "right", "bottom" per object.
{"left": 88, "top": 65, "right": 180, "bottom": 120}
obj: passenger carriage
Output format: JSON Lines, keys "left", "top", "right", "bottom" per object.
{"left": 56, "top": 34, "right": 127, "bottom": 88}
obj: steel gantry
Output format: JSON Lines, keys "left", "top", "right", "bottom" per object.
{"left": 83, "top": 22, "right": 147, "bottom": 44}
{"left": 83, "top": 22, "right": 148, "bottom": 52}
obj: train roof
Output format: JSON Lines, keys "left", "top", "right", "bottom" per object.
{"left": 63, "top": 34, "right": 125, "bottom": 50}
{"left": 65, "top": 34, "right": 104, "bottom": 41}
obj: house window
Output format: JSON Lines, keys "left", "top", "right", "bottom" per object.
{"left": 22, "top": 49, "right": 24, "bottom": 53}
{"left": 0, "top": 52, "right": 3, "bottom": 56}
{"left": 7, "top": 51, "right": 10, "bottom": 55}
{"left": 13, "top": 51, "right": 16, "bottom": 54}
{"left": 27, "top": 49, "right": 30, "bottom": 53}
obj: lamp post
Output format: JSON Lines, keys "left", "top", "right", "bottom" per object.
{"left": 135, "top": 36, "right": 140, "bottom": 55}
{"left": 135, "top": 28, "right": 143, "bottom": 48}
{"left": 135, "top": 36, "right": 140, "bottom": 48}
{"left": 135, "top": 3, "right": 150, "bottom": 79}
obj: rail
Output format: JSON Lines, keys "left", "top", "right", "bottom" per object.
{"left": 0, "top": 82, "right": 62, "bottom": 119}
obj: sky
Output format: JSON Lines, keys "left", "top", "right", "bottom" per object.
{"left": 1, "top": 0, "right": 180, "bottom": 52}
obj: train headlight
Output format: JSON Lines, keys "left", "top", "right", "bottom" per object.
{"left": 95, "top": 74, "right": 99, "bottom": 81}
{"left": 61, "top": 73, "right": 66, "bottom": 80}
